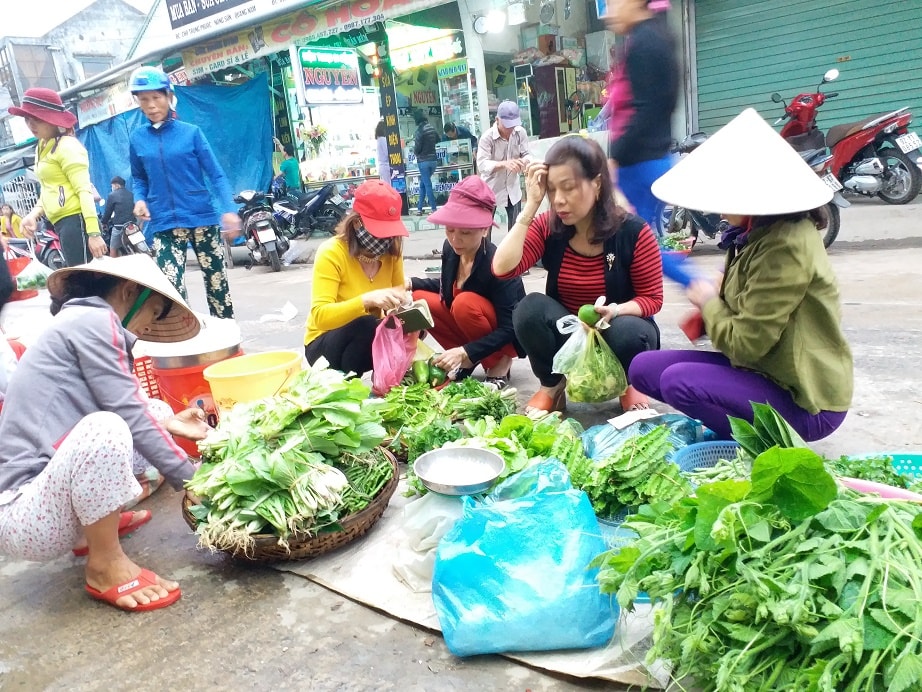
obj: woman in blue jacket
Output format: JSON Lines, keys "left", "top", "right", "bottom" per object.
{"left": 128, "top": 67, "right": 240, "bottom": 319}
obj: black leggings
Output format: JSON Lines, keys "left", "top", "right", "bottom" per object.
{"left": 51, "top": 214, "right": 90, "bottom": 267}
{"left": 512, "top": 292, "right": 660, "bottom": 388}
{"left": 304, "top": 315, "right": 379, "bottom": 376}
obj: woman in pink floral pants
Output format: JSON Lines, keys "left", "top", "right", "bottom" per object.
{"left": 0, "top": 255, "right": 210, "bottom": 612}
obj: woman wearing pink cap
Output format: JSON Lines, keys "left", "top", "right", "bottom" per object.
{"left": 407, "top": 177, "right": 525, "bottom": 388}
{"left": 10, "top": 88, "right": 106, "bottom": 266}
{"left": 304, "top": 180, "right": 409, "bottom": 376}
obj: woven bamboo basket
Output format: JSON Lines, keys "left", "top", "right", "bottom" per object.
{"left": 182, "top": 448, "right": 399, "bottom": 563}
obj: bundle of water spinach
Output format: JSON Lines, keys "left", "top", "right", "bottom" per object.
{"left": 594, "top": 446, "right": 922, "bottom": 691}
{"left": 567, "top": 425, "right": 689, "bottom": 519}
{"left": 186, "top": 358, "right": 392, "bottom": 554}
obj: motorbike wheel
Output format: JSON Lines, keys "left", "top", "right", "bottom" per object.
{"left": 876, "top": 148, "right": 922, "bottom": 205}
{"left": 821, "top": 203, "right": 840, "bottom": 249}
{"left": 267, "top": 247, "right": 282, "bottom": 272}
{"left": 667, "top": 206, "right": 698, "bottom": 248}
{"left": 45, "top": 249, "right": 66, "bottom": 271}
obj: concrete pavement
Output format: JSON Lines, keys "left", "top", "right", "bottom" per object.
{"left": 0, "top": 199, "right": 921, "bottom": 691}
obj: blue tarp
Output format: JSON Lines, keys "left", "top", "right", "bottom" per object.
{"left": 79, "top": 74, "right": 272, "bottom": 211}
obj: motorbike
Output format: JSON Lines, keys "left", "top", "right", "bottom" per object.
{"left": 772, "top": 68, "right": 922, "bottom": 205}
{"left": 234, "top": 189, "right": 289, "bottom": 272}
{"left": 5, "top": 222, "right": 66, "bottom": 270}
{"left": 271, "top": 182, "right": 348, "bottom": 238}
{"left": 105, "top": 221, "right": 151, "bottom": 256}
{"left": 660, "top": 133, "right": 848, "bottom": 249}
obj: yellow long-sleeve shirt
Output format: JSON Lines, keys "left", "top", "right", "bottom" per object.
{"left": 304, "top": 237, "right": 405, "bottom": 345}
{"left": 34, "top": 136, "right": 101, "bottom": 236}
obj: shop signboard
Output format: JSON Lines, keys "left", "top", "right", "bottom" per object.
{"left": 76, "top": 83, "right": 137, "bottom": 128}
{"left": 166, "top": 0, "right": 298, "bottom": 42}
{"left": 293, "top": 47, "right": 362, "bottom": 105}
{"left": 436, "top": 59, "right": 468, "bottom": 81}
{"left": 378, "top": 61, "right": 407, "bottom": 203}
{"left": 182, "top": 0, "right": 445, "bottom": 78}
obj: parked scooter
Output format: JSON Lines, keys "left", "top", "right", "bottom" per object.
{"left": 5, "top": 222, "right": 66, "bottom": 270}
{"left": 772, "top": 68, "right": 922, "bottom": 204}
{"left": 105, "top": 221, "right": 151, "bottom": 256}
{"left": 234, "top": 189, "right": 289, "bottom": 272}
{"left": 272, "top": 182, "right": 348, "bottom": 238}
{"left": 660, "top": 133, "right": 847, "bottom": 249}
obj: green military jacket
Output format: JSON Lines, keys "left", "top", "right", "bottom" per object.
{"left": 701, "top": 218, "right": 853, "bottom": 414}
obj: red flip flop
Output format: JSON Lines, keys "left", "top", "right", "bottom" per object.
{"left": 85, "top": 568, "right": 182, "bottom": 612}
{"left": 619, "top": 386, "right": 650, "bottom": 412}
{"left": 73, "top": 510, "right": 153, "bottom": 557}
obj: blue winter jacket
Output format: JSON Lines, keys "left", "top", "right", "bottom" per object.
{"left": 129, "top": 118, "right": 236, "bottom": 234}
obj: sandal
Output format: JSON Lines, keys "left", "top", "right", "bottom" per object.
{"left": 619, "top": 386, "right": 650, "bottom": 412}
{"left": 484, "top": 368, "right": 512, "bottom": 391}
{"left": 85, "top": 568, "right": 182, "bottom": 612}
{"left": 73, "top": 510, "right": 152, "bottom": 557}
{"left": 525, "top": 386, "right": 567, "bottom": 415}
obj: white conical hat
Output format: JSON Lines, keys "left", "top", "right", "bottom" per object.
{"left": 47, "top": 254, "right": 201, "bottom": 343}
{"left": 652, "top": 108, "right": 833, "bottom": 216}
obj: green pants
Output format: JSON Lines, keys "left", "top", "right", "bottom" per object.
{"left": 153, "top": 226, "right": 234, "bottom": 319}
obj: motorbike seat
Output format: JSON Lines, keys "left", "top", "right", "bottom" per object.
{"left": 825, "top": 113, "right": 894, "bottom": 148}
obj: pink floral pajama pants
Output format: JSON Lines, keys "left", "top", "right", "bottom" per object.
{"left": 0, "top": 400, "right": 174, "bottom": 562}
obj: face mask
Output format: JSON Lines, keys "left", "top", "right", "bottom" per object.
{"left": 355, "top": 224, "right": 392, "bottom": 258}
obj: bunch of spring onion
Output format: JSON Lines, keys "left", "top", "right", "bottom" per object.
{"left": 186, "top": 358, "right": 392, "bottom": 554}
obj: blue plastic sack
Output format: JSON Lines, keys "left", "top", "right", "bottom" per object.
{"left": 432, "top": 460, "right": 617, "bottom": 657}
{"left": 582, "top": 413, "right": 709, "bottom": 462}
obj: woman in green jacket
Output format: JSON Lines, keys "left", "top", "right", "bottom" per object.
{"left": 630, "top": 109, "right": 853, "bottom": 441}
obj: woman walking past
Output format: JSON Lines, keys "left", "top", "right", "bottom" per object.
{"left": 127, "top": 67, "right": 240, "bottom": 319}
{"left": 10, "top": 88, "right": 106, "bottom": 265}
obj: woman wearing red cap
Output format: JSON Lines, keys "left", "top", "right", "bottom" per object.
{"left": 304, "top": 180, "right": 409, "bottom": 376}
{"left": 10, "top": 88, "right": 106, "bottom": 266}
{"left": 407, "top": 176, "right": 525, "bottom": 388}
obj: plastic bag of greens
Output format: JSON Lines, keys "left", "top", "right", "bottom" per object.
{"left": 551, "top": 315, "right": 627, "bottom": 403}
{"left": 14, "top": 259, "right": 51, "bottom": 291}
{"left": 432, "top": 460, "right": 616, "bottom": 656}
{"left": 583, "top": 413, "right": 708, "bottom": 462}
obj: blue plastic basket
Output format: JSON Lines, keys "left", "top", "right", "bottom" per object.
{"left": 672, "top": 441, "right": 742, "bottom": 473}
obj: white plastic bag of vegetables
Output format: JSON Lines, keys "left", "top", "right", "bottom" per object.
{"left": 551, "top": 315, "right": 627, "bottom": 403}
{"left": 14, "top": 259, "right": 51, "bottom": 291}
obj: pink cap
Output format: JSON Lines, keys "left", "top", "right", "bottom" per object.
{"left": 427, "top": 176, "right": 498, "bottom": 229}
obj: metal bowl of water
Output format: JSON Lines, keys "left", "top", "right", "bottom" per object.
{"left": 413, "top": 447, "right": 505, "bottom": 496}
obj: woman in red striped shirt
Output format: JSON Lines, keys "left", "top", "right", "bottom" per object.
{"left": 492, "top": 135, "right": 663, "bottom": 414}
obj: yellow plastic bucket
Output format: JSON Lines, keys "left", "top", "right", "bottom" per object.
{"left": 203, "top": 350, "right": 302, "bottom": 414}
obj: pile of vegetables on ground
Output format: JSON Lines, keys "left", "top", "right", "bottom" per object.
{"left": 377, "top": 378, "right": 518, "bottom": 463}
{"left": 185, "top": 358, "right": 393, "bottom": 554}
{"left": 591, "top": 403, "right": 922, "bottom": 691}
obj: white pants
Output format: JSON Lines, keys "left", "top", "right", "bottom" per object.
{"left": 0, "top": 400, "right": 173, "bottom": 561}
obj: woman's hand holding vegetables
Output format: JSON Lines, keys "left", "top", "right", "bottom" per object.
{"left": 686, "top": 279, "right": 719, "bottom": 309}
{"left": 362, "top": 287, "right": 405, "bottom": 313}
{"left": 20, "top": 212, "right": 39, "bottom": 239}
{"left": 166, "top": 407, "right": 212, "bottom": 441}
{"left": 432, "top": 347, "right": 473, "bottom": 375}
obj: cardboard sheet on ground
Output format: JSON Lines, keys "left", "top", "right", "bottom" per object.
{"left": 273, "top": 480, "right": 668, "bottom": 687}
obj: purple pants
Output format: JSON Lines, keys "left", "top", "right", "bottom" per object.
{"left": 629, "top": 350, "right": 847, "bottom": 441}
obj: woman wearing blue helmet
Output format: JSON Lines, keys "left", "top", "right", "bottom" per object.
{"left": 127, "top": 66, "right": 240, "bottom": 319}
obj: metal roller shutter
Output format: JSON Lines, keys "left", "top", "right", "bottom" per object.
{"left": 693, "top": 0, "right": 922, "bottom": 136}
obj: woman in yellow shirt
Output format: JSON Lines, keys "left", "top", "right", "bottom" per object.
{"left": 0, "top": 205, "right": 22, "bottom": 239}
{"left": 304, "top": 180, "right": 408, "bottom": 376}
{"left": 9, "top": 88, "right": 105, "bottom": 266}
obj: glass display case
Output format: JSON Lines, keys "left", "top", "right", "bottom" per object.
{"left": 437, "top": 58, "right": 480, "bottom": 135}
{"left": 404, "top": 139, "right": 474, "bottom": 210}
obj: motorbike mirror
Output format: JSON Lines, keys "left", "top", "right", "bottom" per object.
{"left": 771, "top": 93, "right": 783, "bottom": 103}
{"left": 822, "top": 68, "right": 839, "bottom": 83}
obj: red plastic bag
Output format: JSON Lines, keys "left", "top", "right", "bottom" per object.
{"left": 372, "top": 314, "right": 417, "bottom": 396}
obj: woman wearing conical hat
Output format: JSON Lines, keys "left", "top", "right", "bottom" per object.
{"left": 630, "top": 109, "right": 853, "bottom": 441}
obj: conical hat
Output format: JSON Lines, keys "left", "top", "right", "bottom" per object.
{"left": 47, "top": 255, "right": 201, "bottom": 343}
{"left": 652, "top": 108, "right": 833, "bottom": 216}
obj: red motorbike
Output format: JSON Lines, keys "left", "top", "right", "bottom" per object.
{"left": 772, "top": 68, "right": 922, "bottom": 205}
